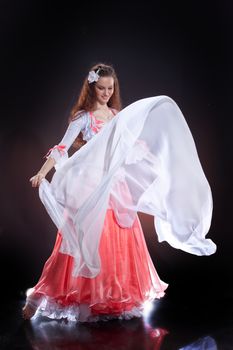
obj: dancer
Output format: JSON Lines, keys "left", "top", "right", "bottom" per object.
{"left": 23, "top": 62, "right": 216, "bottom": 322}
{"left": 22, "top": 63, "right": 169, "bottom": 322}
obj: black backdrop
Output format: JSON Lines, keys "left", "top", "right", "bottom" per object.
{"left": 1, "top": 1, "right": 232, "bottom": 304}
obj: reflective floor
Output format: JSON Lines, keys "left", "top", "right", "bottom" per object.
{"left": 1, "top": 294, "right": 233, "bottom": 350}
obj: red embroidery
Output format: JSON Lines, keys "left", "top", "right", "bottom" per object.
{"left": 44, "top": 144, "right": 66, "bottom": 158}
{"left": 90, "top": 111, "right": 112, "bottom": 133}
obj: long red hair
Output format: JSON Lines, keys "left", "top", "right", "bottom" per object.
{"left": 70, "top": 63, "right": 122, "bottom": 121}
{"left": 69, "top": 63, "right": 122, "bottom": 149}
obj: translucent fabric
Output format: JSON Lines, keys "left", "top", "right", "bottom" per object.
{"left": 26, "top": 209, "right": 168, "bottom": 322}
{"left": 179, "top": 336, "right": 217, "bottom": 350}
{"left": 39, "top": 95, "right": 216, "bottom": 278}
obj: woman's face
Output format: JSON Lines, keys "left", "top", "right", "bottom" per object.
{"left": 94, "top": 76, "right": 114, "bottom": 105}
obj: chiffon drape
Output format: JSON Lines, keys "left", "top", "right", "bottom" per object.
{"left": 39, "top": 95, "right": 216, "bottom": 278}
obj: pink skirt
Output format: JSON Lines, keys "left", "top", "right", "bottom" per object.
{"left": 26, "top": 209, "right": 168, "bottom": 322}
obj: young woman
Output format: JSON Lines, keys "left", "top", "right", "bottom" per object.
{"left": 23, "top": 62, "right": 215, "bottom": 322}
{"left": 22, "top": 63, "right": 168, "bottom": 322}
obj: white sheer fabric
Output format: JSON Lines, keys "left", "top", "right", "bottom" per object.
{"left": 39, "top": 95, "right": 216, "bottom": 278}
{"left": 47, "top": 115, "right": 86, "bottom": 170}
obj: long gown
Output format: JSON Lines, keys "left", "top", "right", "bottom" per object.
{"left": 26, "top": 108, "right": 168, "bottom": 322}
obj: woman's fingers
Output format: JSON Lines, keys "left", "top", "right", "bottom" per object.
{"left": 29, "top": 174, "right": 45, "bottom": 187}
{"left": 32, "top": 176, "right": 38, "bottom": 187}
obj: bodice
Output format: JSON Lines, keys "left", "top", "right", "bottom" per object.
{"left": 81, "top": 111, "right": 115, "bottom": 141}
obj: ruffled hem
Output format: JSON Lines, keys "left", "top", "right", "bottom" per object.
{"left": 26, "top": 207, "right": 168, "bottom": 324}
{"left": 32, "top": 296, "right": 147, "bottom": 323}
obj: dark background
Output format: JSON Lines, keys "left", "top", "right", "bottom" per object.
{"left": 0, "top": 0, "right": 232, "bottom": 305}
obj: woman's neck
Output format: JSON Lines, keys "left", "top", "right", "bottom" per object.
{"left": 93, "top": 102, "right": 110, "bottom": 112}
{"left": 92, "top": 102, "right": 114, "bottom": 121}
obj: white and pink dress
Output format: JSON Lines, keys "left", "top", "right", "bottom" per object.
{"left": 26, "top": 108, "right": 168, "bottom": 322}
{"left": 26, "top": 96, "right": 215, "bottom": 322}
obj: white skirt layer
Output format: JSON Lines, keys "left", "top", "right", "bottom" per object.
{"left": 39, "top": 95, "right": 216, "bottom": 278}
{"left": 28, "top": 294, "right": 144, "bottom": 323}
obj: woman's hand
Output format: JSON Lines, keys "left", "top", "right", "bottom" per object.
{"left": 29, "top": 157, "right": 55, "bottom": 187}
{"left": 30, "top": 173, "right": 45, "bottom": 187}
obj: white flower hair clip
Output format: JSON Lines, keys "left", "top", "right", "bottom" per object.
{"left": 87, "top": 68, "right": 101, "bottom": 84}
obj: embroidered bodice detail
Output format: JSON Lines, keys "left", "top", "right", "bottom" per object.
{"left": 81, "top": 111, "right": 115, "bottom": 141}
{"left": 90, "top": 111, "right": 109, "bottom": 133}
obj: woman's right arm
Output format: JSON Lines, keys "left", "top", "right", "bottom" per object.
{"left": 30, "top": 157, "right": 56, "bottom": 187}
{"left": 30, "top": 114, "right": 86, "bottom": 187}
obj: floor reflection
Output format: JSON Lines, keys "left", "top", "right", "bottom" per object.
{"left": 3, "top": 297, "right": 233, "bottom": 349}
{"left": 24, "top": 316, "right": 168, "bottom": 350}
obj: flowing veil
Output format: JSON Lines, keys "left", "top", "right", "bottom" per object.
{"left": 39, "top": 95, "right": 216, "bottom": 278}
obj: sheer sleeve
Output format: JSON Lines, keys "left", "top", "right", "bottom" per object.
{"left": 46, "top": 114, "right": 86, "bottom": 170}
